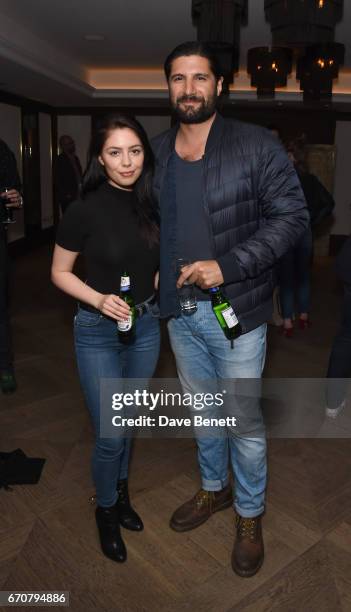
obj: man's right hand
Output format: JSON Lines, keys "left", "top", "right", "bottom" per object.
{"left": 177, "top": 260, "right": 224, "bottom": 290}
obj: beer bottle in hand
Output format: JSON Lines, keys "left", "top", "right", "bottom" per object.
{"left": 209, "top": 287, "right": 242, "bottom": 341}
{"left": 117, "top": 272, "right": 136, "bottom": 340}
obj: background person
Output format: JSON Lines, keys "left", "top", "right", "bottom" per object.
{"left": 51, "top": 115, "right": 160, "bottom": 563}
{"left": 278, "top": 137, "right": 335, "bottom": 336}
{"left": 326, "top": 235, "right": 351, "bottom": 416}
{"left": 54, "top": 134, "right": 82, "bottom": 214}
{"left": 0, "top": 137, "right": 23, "bottom": 393}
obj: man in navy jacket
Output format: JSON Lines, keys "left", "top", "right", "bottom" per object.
{"left": 152, "top": 41, "right": 308, "bottom": 577}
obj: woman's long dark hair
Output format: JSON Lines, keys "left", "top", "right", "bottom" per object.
{"left": 82, "top": 114, "right": 159, "bottom": 246}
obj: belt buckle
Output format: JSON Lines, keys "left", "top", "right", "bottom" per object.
{"left": 135, "top": 304, "right": 144, "bottom": 318}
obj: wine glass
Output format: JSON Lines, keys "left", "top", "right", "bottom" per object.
{"left": 0, "top": 189, "right": 16, "bottom": 224}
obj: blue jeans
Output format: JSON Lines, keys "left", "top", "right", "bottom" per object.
{"left": 278, "top": 227, "right": 313, "bottom": 319}
{"left": 168, "top": 302, "right": 267, "bottom": 518}
{"left": 74, "top": 308, "right": 160, "bottom": 507}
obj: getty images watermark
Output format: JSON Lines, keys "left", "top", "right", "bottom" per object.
{"left": 99, "top": 377, "right": 266, "bottom": 439}
{"left": 111, "top": 388, "right": 237, "bottom": 428}
{"left": 99, "top": 378, "right": 351, "bottom": 439}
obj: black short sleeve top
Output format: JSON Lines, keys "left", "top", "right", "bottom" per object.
{"left": 56, "top": 182, "right": 159, "bottom": 304}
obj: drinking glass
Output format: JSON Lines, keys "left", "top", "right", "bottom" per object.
{"left": 0, "top": 189, "right": 16, "bottom": 224}
{"left": 176, "top": 258, "right": 197, "bottom": 315}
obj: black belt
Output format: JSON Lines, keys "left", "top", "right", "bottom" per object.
{"left": 79, "top": 295, "right": 156, "bottom": 318}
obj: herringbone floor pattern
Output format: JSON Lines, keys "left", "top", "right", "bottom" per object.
{"left": 1, "top": 246, "right": 350, "bottom": 611}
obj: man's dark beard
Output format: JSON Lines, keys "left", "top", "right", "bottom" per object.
{"left": 172, "top": 93, "right": 218, "bottom": 124}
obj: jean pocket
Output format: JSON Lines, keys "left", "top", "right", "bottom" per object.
{"left": 74, "top": 309, "right": 103, "bottom": 327}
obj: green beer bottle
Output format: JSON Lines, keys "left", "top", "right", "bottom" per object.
{"left": 209, "top": 286, "right": 242, "bottom": 341}
{"left": 117, "top": 272, "right": 136, "bottom": 339}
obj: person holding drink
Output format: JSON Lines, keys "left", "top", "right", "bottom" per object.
{"left": 51, "top": 114, "right": 160, "bottom": 563}
{"left": 0, "top": 137, "right": 23, "bottom": 393}
{"left": 152, "top": 41, "right": 308, "bottom": 578}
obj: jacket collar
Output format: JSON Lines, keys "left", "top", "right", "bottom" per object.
{"left": 158, "top": 112, "right": 225, "bottom": 166}
{"left": 205, "top": 112, "right": 226, "bottom": 154}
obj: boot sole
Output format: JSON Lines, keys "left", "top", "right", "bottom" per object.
{"left": 169, "top": 497, "right": 233, "bottom": 532}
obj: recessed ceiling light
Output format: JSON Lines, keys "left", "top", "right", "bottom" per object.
{"left": 84, "top": 34, "right": 105, "bottom": 41}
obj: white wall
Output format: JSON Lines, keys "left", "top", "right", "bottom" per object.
{"left": 57, "top": 115, "right": 91, "bottom": 174}
{"left": 135, "top": 116, "right": 171, "bottom": 140}
{"left": 332, "top": 121, "right": 351, "bottom": 235}
{"left": 39, "top": 113, "right": 53, "bottom": 229}
{"left": 0, "top": 101, "right": 24, "bottom": 242}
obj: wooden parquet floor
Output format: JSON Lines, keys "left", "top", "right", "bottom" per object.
{"left": 1, "top": 246, "right": 350, "bottom": 612}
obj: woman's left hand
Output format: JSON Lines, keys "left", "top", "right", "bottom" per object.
{"left": 96, "top": 293, "right": 131, "bottom": 321}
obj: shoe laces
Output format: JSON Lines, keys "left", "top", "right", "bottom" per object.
{"left": 195, "top": 489, "right": 212, "bottom": 509}
{"left": 236, "top": 516, "right": 258, "bottom": 541}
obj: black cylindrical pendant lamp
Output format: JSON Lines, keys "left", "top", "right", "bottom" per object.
{"left": 265, "top": 0, "right": 343, "bottom": 46}
{"left": 192, "top": 0, "right": 248, "bottom": 87}
{"left": 296, "top": 41, "right": 345, "bottom": 100}
{"left": 247, "top": 47, "right": 293, "bottom": 98}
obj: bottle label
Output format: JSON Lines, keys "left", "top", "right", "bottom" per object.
{"left": 117, "top": 315, "right": 132, "bottom": 332}
{"left": 120, "top": 276, "right": 130, "bottom": 290}
{"left": 221, "top": 306, "right": 238, "bottom": 329}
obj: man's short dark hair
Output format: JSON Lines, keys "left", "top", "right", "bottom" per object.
{"left": 164, "top": 41, "right": 223, "bottom": 82}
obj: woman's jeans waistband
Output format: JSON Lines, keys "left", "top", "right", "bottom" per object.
{"left": 78, "top": 294, "right": 158, "bottom": 319}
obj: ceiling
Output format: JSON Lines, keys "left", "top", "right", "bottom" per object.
{"left": 0, "top": 0, "right": 350, "bottom": 106}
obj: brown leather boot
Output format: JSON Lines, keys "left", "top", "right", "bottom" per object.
{"left": 231, "top": 514, "right": 264, "bottom": 577}
{"left": 169, "top": 484, "right": 233, "bottom": 532}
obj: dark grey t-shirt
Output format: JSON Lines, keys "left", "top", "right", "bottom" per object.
{"left": 174, "top": 151, "right": 213, "bottom": 300}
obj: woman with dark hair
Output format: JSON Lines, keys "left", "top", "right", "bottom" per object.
{"left": 51, "top": 114, "right": 160, "bottom": 563}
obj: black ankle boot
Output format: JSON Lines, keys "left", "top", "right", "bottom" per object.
{"left": 95, "top": 503, "right": 127, "bottom": 562}
{"left": 116, "top": 479, "right": 143, "bottom": 531}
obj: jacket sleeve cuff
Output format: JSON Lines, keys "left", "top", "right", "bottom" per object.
{"left": 216, "top": 254, "right": 243, "bottom": 284}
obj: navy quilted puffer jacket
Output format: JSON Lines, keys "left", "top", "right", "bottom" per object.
{"left": 152, "top": 113, "right": 309, "bottom": 333}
